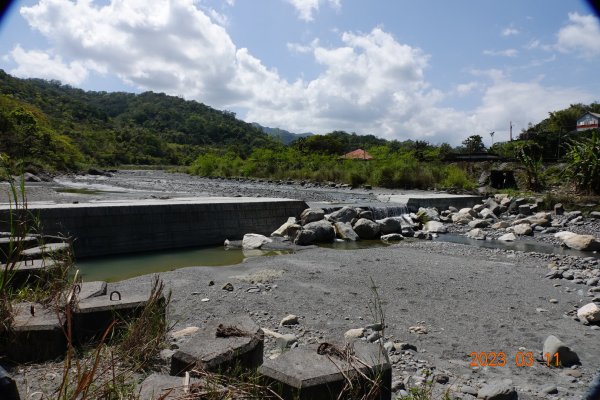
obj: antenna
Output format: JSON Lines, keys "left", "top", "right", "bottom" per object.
{"left": 489, "top": 131, "right": 495, "bottom": 146}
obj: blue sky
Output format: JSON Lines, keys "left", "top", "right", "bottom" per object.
{"left": 1, "top": 0, "right": 599, "bottom": 145}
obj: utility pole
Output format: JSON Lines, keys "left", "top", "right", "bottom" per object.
{"left": 509, "top": 121, "right": 513, "bottom": 141}
{"left": 489, "top": 131, "right": 495, "bottom": 146}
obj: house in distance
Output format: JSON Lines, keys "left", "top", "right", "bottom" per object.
{"left": 341, "top": 149, "right": 374, "bottom": 160}
{"left": 576, "top": 111, "right": 600, "bottom": 131}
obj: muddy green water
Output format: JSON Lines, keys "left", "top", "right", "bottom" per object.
{"left": 77, "top": 247, "right": 249, "bottom": 282}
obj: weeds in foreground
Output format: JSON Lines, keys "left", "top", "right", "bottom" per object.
{"left": 118, "top": 275, "right": 172, "bottom": 368}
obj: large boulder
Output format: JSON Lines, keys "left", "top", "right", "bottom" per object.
{"left": 498, "top": 233, "right": 516, "bottom": 242}
{"left": 555, "top": 231, "right": 600, "bottom": 251}
{"left": 466, "top": 228, "right": 486, "bottom": 240}
{"left": 377, "top": 217, "right": 402, "bottom": 234}
{"left": 271, "top": 217, "right": 297, "bottom": 237}
{"left": 424, "top": 221, "right": 447, "bottom": 233}
{"left": 512, "top": 223, "right": 533, "bottom": 236}
{"left": 333, "top": 222, "right": 359, "bottom": 241}
{"left": 542, "top": 335, "right": 580, "bottom": 367}
{"left": 479, "top": 208, "right": 498, "bottom": 220}
{"left": 452, "top": 214, "right": 473, "bottom": 224}
{"left": 328, "top": 206, "right": 358, "bottom": 223}
{"left": 303, "top": 220, "right": 335, "bottom": 243}
{"left": 417, "top": 207, "right": 440, "bottom": 222}
{"left": 577, "top": 303, "right": 600, "bottom": 323}
{"left": 294, "top": 229, "right": 316, "bottom": 245}
{"left": 299, "top": 208, "right": 325, "bottom": 225}
{"left": 477, "top": 383, "right": 517, "bottom": 400}
{"left": 381, "top": 233, "right": 403, "bottom": 243}
{"left": 353, "top": 218, "right": 381, "bottom": 239}
{"left": 242, "top": 234, "right": 272, "bottom": 250}
{"left": 468, "top": 219, "right": 490, "bottom": 229}
{"left": 458, "top": 208, "right": 477, "bottom": 218}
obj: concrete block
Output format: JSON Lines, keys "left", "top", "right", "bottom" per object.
{"left": 2, "top": 258, "right": 60, "bottom": 288}
{"left": 139, "top": 373, "right": 226, "bottom": 400}
{"left": 259, "top": 342, "right": 392, "bottom": 400}
{"left": 0, "top": 365, "right": 20, "bottom": 400}
{"left": 20, "top": 242, "right": 70, "bottom": 260}
{"left": 170, "top": 315, "right": 264, "bottom": 376}
{"left": 76, "top": 281, "right": 107, "bottom": 300}
{"left": 0, "top": 236, "right": 38, "bottom": 263}
{"left": 1, "top": 302, "right": 66, "bottom": 363}
{"left": 73, "top": 291, "right": 157, "bottom": 344}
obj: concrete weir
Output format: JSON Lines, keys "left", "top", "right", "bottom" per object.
{"left": 0, "top": 197, "right": 308, "bottom": 258}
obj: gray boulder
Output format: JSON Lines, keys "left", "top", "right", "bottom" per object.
{"left": 381, "top": 233, "right": 403, "bottom": 243}
{"left": 358, "top": 210, "right": 374, "bottom": 220}
{"left": 590, "top": 211, "right": 600, "bottom": 219}
{"left": 353, "top": 218, "right": 381, "bottom": 239}
{"left": 542, "top": 335, "right": 580, "bottom": 367}
{"left": 498, "top": 233, "right": 516, "bottom": 242}
{"left": 417, "top": 207, "right": 440, "bottom": 222}
{"left": 477, "top": 383, "right": 517, "bottom": 400}
{"left": 333, "top": 222, "right": 359, "bottom": 241}
{"left": 377, "top": 217, "right": 402, "bottom": 234}
{"left": 294, "top": 229, "right": 316, "bottom": 245}
{"left": 271, "top": 217, "right": 297, "bottom": 237}
{"left": 555, "top": 231, "right": 600, "bottom": 251}
{"left": 512, "top": 223, "right": 533, "bottom": 236}
{"left": 328, "top": 206, "right": 358, "bottom": 223}
{"left": 424, "top": 221, "right": 447, "bottom": 233}
{"left": 554, "top": 203, "right": 565, "bottom": 215}
{"left": 401, "top": 226, "right": 415, "bottom": 237}
{"left": 242, "top": 233, "right": 272, "bottom": 250}
{"left": 303, "top": 220, "right": 335, "bottom": 243}
{"left": 467, "top": 228, "right": 486, "bottom": 240}
{"left": 300, "top": 208, "right": 325, "bottom": 225}
{"left": 518, "top": 204, "right": 532, "bottom": 215}
{"left": 469, "top": 219, "right": 490, "bottom": 229}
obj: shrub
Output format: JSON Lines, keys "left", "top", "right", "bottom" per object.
{"left": 566, "top": 131, "right": 600, "bottom": 194}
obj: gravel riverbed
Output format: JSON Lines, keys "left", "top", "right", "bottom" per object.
{"left": 6, "top": 170, "right": 600, "bottom": 399}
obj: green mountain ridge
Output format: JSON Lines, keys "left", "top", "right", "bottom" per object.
{"left": 0, "top": 70, "right": 274, "bottom": 170}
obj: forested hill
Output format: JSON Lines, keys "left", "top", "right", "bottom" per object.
{"left": 0, "top": 70, "right": 272, "bottom": 171}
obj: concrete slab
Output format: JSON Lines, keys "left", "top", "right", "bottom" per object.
{"left": 0, "top": 198, "right": 308, "bottom": 258}
{"left": 0, "top": 365, "right": 20, "bottom": 400}
{"left": 0, "top": 236, "right": 38, "bottom": 262}
{"left": 259, "top": 342, "right": 391, "bottom": 400}
{"left": 138, "top": 373, "right": 225, "bottom": 400}
{"left": 1, "top": 302, "right": 66, "bottom": 363}
{"left": 76, "top": 281, "right": 107, "bottom": 300}
{"left": 20, "top": 242, "right": 70, "bottom": 259}
{"left": 2, "top": 258, "right": 60, "bottom": 287}
{"left": 73, "top": 292, "right": 155, "bottom": 344}
{"left": 170, "top": 315, "right": 264, "bottom": 376}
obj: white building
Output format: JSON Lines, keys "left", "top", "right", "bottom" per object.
{"left": 576, "top": 111, "right": 600, "bottom": 131}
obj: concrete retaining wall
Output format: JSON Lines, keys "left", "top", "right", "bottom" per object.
{"left": 0, "top": 197, "right": 308, "bottom": 258}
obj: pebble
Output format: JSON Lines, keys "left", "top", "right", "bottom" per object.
{"left": 201, "top": 298, "right": 210, "bottom": 302}
{"left": 280, "top": 314, "right": 299, "bottom": 326}
{"left": 344, "top": 328, "right": 365, "bottom": 339}
{"left": 366, "top": 332, "right": 381, "bottom": 342}
{"left": 549, "top": 299, "right": 559, "bottom": 304}
{"left": 222, "top": 282, "right": 234, "bottom": 291}
{"left": 542, "top": 385, "right": 558, "bottom": 394}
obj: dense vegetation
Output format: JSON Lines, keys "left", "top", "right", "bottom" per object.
{"left": 2, "top": 70, "right": 599, "bottom": 193}
{"left": 0, "top": 70, "right": 272, "bottom": 170}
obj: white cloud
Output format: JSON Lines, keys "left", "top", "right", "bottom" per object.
{"left": 501, "top": 27, "right": 519, "bottom": 37}
{"left": 285, "top": 0, "right": 340, "bottom": 22}
{"left": 8, "top": 0, "right": 595, "bottom": 146}
{"left": 9, "top": 45, "right": 89, "bottom": 85}
{"left": 483, "top": 48, "right": 518, "bottom": 57}
{"left": 455, "top": 82, "right": 480, "bottom": 96}
{"left": 556, "top": 12, "right": 600, "bottom": 57}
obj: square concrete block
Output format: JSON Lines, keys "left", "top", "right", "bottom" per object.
{"left": 139, "top": 373, "right": 226, "bottom": 400}
{"left": 76, "top": 281, "right": 107, "bottom": 300}
{"left": 73, "top": 291, "right": 157, "bottom": 344}
{"left": 2, "top": 258, "right": 60, "bottom": 288}
{"left": 0, "top": 236, "right": 38, "bottom": 263}
{"left": 20, "top": 242, "right": 70, "bottom": 260}
{"left": 1, "top": 302, "right": 66, "bottom": 363}
{"left": 259, "top": 342, "right": 391, "bottom": 400}
{"left": 170, "top": 315, "right": 264, "bottom": 376}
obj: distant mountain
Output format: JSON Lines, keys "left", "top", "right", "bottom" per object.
{"left": 252, "top": 123, "right": 312, "bottom": 145}
{"left": 0, "top": 70, "right": 273, "bottom": 169}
